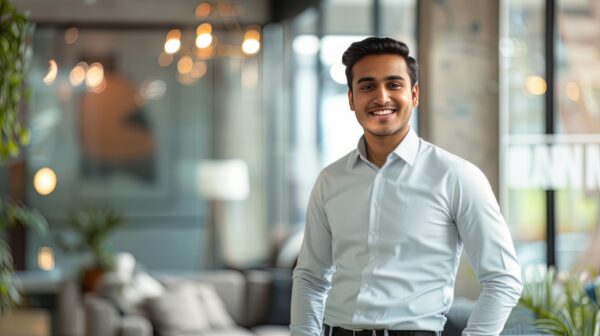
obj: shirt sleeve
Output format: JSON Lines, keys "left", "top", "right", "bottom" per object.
{"left": 290, "top": 173, "right": 335, "bottom": 336}
{"left": 452, "top": 162, "right": 523, "bottom": 336}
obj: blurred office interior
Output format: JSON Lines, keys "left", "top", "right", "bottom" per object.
{"left": 1, "top": 0, "right": 600, "bottom": 334}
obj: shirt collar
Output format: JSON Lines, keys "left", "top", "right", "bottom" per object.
{"left": 350, "top": 127, "right": 420, "bottom": 168}
{"left": 391, "top": 127, "right": 419, "bottom": 166}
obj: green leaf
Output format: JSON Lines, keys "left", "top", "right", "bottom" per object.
{"left": 59, "top": 207, "right": 124, "bottom": 271}
{"left": 520, "top": 265, "right": 600, "bottom": 336}
{"left": 0, "top": 0, "right": 32, "bottom": 160}
{"left": 0, "top": 239, "right": 14, "bottom": 269}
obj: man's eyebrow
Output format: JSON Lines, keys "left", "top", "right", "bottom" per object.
{"left": 385, "top": 75, "right": 406, "bottom": 81}
{"left": 356, "top": 77, "right": 375, "bottom": 84}
{"left": 355, "top": 75, "right": 406, "bottom": 84}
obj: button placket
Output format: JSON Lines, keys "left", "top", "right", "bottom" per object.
{"left": 368, "top": 170, "right": 384, "bottom": 263}
{"left": 368, "top": 172, "right": 382, "bottom": 246}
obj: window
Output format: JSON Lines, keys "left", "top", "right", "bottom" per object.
{"left": 502, "top": 0, "right": 600, "bottom": 271}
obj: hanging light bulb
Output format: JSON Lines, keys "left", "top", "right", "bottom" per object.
{"left": 242, "top": 28, "right": 261, "bottom": 55}
{"left": 64, "top": 27, "right": 79, "bottom": 45}
{"left": 177, "top": 55, "right": 194, "bottom": 74}
{"left": 69, "top": 62, "right": 87, "bottom": 87}
{"left": 33, "top": 167, "right": 58, "bottom": 196}
{"left": 85, "top": 62, "right": 104, "bottom": 88}
{"left": 525, "top": 75, "right": 546, "bottom": 96}
{"left": 38, "top": 246, "right": 55, "bottom": 271}
{"left": 43, "top": 59, "right": 58, "bottom": 85}
{"left": 195, "top": 23, "right": 213, "bottom": 49}
{"left": 164, "top": 29, "right": 182, "bottom": 54}
{"left": 195, "top": 2, "right": 211, "bottom": 17}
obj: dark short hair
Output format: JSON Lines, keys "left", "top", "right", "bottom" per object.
{"left": 341, "top": 37, "right": 418, "bottom": 90}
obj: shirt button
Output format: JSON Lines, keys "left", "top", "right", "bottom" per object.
{"left": 370, "top": 231, "right": 376, "bottom": 237}
{"left": 363, "top": 283, "right": 369, "bottom": 288}
{"left": 370, "top": 255, "right": 375, "bottom": 261}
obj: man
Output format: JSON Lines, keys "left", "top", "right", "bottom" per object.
{"left": 290, "top": 37, "right": 522, "bottom": 336}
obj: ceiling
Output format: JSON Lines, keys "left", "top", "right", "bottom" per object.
{"left": 13, "top": 0, "right": 272, "bottom": 26}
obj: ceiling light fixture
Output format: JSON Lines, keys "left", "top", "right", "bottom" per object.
{"left": 161, "top": 1, "right": 261, "bottom": 84}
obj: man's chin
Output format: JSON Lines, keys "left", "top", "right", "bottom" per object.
{"left": 367, "top": 129, "right": 401, "bottom": 137}
{"left": 365, "top": 126, "right": 408, "bottom": 138}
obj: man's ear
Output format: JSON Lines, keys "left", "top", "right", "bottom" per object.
{"left": 412, "top": 83, "right": 419, "bottom": 108}
{"left": 348, "top": 89, "right": 354, "bottom": 111}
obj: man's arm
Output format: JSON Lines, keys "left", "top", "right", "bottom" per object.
{"left": 453, "top": 162, "right": 523, "bottom": 336}
{"left": 291, "top": 173, "right": 335, "bottom": 336}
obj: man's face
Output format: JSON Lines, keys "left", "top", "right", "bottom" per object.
{"left": 348, "top": 54, "right": 419, "bottom": 144}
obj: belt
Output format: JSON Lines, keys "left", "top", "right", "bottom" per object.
{"left": 323, "top": 325, "right": 440, "bottom": 336}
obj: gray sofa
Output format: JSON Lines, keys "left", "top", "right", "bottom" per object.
{"left": 84, "top": 269, "right": 290, "bottom": 336}
{"left": 84, "top": 268, "right": 538, "bottom": 336}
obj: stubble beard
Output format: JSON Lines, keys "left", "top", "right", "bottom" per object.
{"left": 364, "top": 114, "right": 410, "bottom": 139}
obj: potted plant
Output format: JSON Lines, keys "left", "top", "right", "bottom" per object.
{"left": 57, "top": 207, "right": 124, "bottom": 292}
{"left": 0, "top": 199, "right": 47, "bottom": 314}
{"left": 0, "top": 0, "right": 32, "bottom": 159}
{"left": 519, "top": 265, "right": 600, "bottom": 335}
{"left": 0, "top": 0, "right": 49, "bottom": 315}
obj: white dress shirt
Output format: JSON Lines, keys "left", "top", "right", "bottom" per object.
{"left": 291, "top": 128, "right": 522, "bottom": 336}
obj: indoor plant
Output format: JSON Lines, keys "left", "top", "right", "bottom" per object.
{"left": 57, "top": 207, "right": 124, "bottom": 292}
{"left": 0, "top": 199, "right": 47, "bottom": 314}
{"left": 0, "top": 0, "right": 32, "bottom": 159}
{"left": 519, "top": 265, "right": 600, "bottom": 335}
{"left": 1, "top": 0, "right": 48, "bottom": 315}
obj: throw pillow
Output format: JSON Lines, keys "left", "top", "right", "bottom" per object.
{"left": 122, "top": 272, "right": 165, "bottom": 313}
{"left": 99, "top": 268, "right": 164, "bottom": 315}
{"left": 146, "top": 283, "right": 211, "bottom": 336}
{"left": 195, "top": 283, "right": 236, "bottom": 328}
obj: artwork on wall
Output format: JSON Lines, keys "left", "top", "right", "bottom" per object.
{"left": 74, "top": 55, "right": 170, "bottom": 201}
{"left": 79, "top": 72, "right": 156, "bottom": 182}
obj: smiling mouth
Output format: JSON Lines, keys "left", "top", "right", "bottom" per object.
{"left": 369, "top": 109, "right": 397, "bottom": 116}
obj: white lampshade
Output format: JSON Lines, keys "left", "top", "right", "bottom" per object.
{"left": 196, "top": 159, "right": 250, "bottom": 201}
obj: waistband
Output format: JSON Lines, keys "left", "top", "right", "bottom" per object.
{"left": 323, "top": 324, "right": 440, "bottom": 336}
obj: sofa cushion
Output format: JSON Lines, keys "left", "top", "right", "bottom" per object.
{"left": 252, "top": 325, "right": 291, "bottom": 336}
{"left": 146, "top": 284, "right": 211, "bottom": 336}
{"left": 195, "top": 283, "right": 236, "bottom": 329}
{"left": 184, "top": 326, "right": 256, "bottom": 335}
{"left": 99, "top": 253, "right": 164, "bottom": 315}
{"left": 155, "top": 270, "right": 247, "bottom": 325}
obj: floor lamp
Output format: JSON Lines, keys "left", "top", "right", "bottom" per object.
{"left": 196, "top": 159, "right": 249, "bottom": 269}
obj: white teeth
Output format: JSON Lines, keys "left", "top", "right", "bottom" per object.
{"left": 372, "top": 109, "right": 394, "bottom": 116}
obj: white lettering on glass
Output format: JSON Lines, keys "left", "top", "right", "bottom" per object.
{"left": 508, "top": 140, "right": 598, "bottom": 190}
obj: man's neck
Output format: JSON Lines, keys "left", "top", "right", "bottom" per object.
{"left": 365, "top": 128, "right": 410, "bottom": 168}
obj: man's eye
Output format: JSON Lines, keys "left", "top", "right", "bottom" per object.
{"left": 360, "top": 84, "right": 373, "bottom": 90}
{"left": 389, "top": 82, "right": 402, "bottom": 89}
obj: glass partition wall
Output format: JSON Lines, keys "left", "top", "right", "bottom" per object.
{"left": 554, "top": 0, "right": 600, "bottom": 271}
{"left": 25, "top": 25, "right": 264, "bottom": 271}
{"left": 502, "top": 0, "right": 600, "bottom": 272}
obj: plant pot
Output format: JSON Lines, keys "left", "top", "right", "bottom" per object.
{"left": 82, "top": 268, "right": 104, "bottom": 293}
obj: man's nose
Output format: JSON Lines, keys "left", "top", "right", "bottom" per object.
{"left": 373, "top": 86, "right": 390, "bottom": 104}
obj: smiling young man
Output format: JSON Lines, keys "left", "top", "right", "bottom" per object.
{"left": 290, "top": 37, "right": 523, "bottom": 336}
